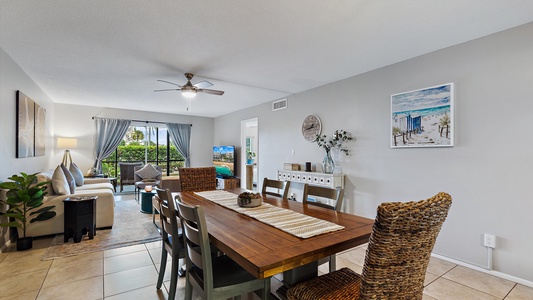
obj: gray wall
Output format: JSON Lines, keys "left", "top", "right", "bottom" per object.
{"left": 215, "top": 23, "right": 533, "bottom": 282}
{"left": 0, "top": 48, "right": 56, "bottom": 248}
{"left": 0, "top": 48, "right": 56, "bottom": 180}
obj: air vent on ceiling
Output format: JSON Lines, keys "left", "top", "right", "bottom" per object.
{"left": 272, "top": 98, "right": 287, "bottom": 111}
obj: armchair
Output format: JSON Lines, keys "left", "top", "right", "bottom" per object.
{"left": 134, "top": 164, "right": 162, "bottom": 201}
{"left": 118, "top": 162, "right": 143, "bottom": 192}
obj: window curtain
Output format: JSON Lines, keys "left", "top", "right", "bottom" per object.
{"left": 166, "top": 123, "right": 191, "bottom": 167}
{"left": 93, "top": 118, "right": 131, "bottom": 173}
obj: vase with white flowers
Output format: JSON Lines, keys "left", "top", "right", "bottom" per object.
{"left": 314, "top": 130, "right": 354, "bottom": 174}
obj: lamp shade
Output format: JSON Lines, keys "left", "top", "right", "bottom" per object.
{"left": 57, "top": 137, "right": 78, "bottom": 149}
{"left": 181, "top": 85, "right": 197, "bottom": 98}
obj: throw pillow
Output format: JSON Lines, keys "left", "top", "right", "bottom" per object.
{"left": 37, "top": 170, "right": 55, "bottom": 196}
{"left": 69, "top": 162, "right": 85, "bottom": 187}
{"left": 52, "top": 165, "right": 70, "bottom": 195}
{"left": 135, "top": 164, "right": 161, "bottom": 180}
{"left": 60, "top": 163, "right": 76, "bottom": 194}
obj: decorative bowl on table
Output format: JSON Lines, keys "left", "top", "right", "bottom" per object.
{"left": 237, "top": 192, "right": 263, "bottom": 208}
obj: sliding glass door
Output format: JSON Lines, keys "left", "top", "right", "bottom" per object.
{"left": 102, "top": 125, "right": 184, "bottom": 178}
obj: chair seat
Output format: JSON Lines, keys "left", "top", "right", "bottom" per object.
{"left": 136, "top": 180, "right": 160, "bottom": 188}
{"left": 190, "top": 255, "right": 258, "bottom": 289}
{"left": 287, "top": 267, "right": 361, "bottom": 300}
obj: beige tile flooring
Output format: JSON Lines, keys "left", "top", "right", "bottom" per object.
{"left": 1, "top": 195, "right": 532, "bottom": 299}
{"left": 2, "top": 239, "right": 533, "bottom": 299}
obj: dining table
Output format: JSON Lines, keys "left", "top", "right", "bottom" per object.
{"left": 175, "top": 188, "right": 374, "bottom": 297}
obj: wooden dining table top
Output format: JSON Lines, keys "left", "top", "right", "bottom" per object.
{"left": 175, "top": 188, "right": 374, "bottom": 279}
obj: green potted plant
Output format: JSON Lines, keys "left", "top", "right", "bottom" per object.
{"left": 246, "top": 151, "right": 256, "bottom": 165}
{"left": 0, "top": 172, "right": 56, "bottom": 250}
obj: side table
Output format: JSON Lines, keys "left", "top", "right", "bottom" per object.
{"left": 140, "top": 191, "right": 156, "bottom": 214}
{"left": 63, "top": 196, "right": 97, "bottom": 243}
{"left": 108, "top": 177, "right": 117, "bottom": 193}
{"left": 84, "top": 174, "right": 104, "bottom": 178}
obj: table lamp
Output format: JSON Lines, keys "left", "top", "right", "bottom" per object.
{"left": 57, "top": 137, "right": 78, "bottom": 168}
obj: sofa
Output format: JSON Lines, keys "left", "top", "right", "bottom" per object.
{"left": 25, "top": 167, "right": 115, "bottom": 237}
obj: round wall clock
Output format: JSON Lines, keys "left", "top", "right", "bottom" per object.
{"left": 301, "top": 114, "right": 322, "bottom": 142}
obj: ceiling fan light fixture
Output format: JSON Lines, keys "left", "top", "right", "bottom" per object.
{"left": 181, "top": 86, "right": 197, "bottom": 98}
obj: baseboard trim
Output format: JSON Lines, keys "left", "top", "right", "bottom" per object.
{"left": 432, "top": 253, "right": 533, "bottom": 288}
{"left": 0, "top": 240, "right": 12, "bottom": 253}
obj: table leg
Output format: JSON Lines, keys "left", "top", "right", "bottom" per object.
{"left": 276, "top": 261, "right": 318, "bottom": 300}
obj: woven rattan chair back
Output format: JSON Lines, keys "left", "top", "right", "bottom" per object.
{"left": 360, "top": 192, "right": 452, "bottom": 299}
{"left": 154, "top": 187, "right": 184, "bottom": 300}
{"left": 261, "top": 178, "right": 290, "bottom": 199}
{"left": 302, "top": 184, "right": 344, "bottom": 212}
{"left": 286, "top": 192, "right": 452, "bottom": 300}
{"left": 178, "top": 167, "right": 217, "bottom": 192}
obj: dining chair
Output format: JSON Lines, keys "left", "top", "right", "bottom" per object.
{"left": 302, "top": 184, "right": 345, "bottom": 272}
{"left": 178, "top": 167, "right": 217, "bottom": 192}
{"left": 176, "top": 199, "right": 271, "bottom": 300}
{"left": 261, "top": 177, "right": 290, "bottom": 199}
{"left": 286, "top": 192, "right": 452, "bottom": 300}
{"left": 154, "top": 187, "right": 185, "bottom": 300}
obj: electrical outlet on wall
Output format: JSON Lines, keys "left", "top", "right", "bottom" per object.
{"left": 484, "top": 233, "right": 496, "bottom": 248}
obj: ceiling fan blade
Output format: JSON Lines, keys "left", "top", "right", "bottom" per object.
{"left": 157, "top": 79, "right": 182, "bottom": 87}
{"left": 154, "top": 88, "right": 181, "bottom": 92}
{"left": 199, "top": 89, "right": 225, "bottom": 96}
{"left": 193, "top": 80, "right": 213, "bottom": 89}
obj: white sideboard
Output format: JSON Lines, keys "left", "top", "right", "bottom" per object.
{"left": 277, "top": 170, "right": 344, "bottom": 189}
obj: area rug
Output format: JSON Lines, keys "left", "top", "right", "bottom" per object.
{"left": 42, "top": 199, "right": 160, "bottom": 260}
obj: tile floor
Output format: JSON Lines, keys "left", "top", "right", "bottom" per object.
{"left": 1, "top": 194, "right": 532, "bottom": 299}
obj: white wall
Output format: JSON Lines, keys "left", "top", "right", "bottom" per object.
{"left": 53, "top": 104, "right": 214, "bottom": 172}
{"left": 215, "top": 23, "right": 533, "bottom": 282}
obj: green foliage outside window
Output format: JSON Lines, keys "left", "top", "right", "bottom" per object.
{"left": 102, "top": 144, "right": 184, "bottom": 178}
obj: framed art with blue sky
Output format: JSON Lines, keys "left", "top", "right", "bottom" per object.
{"left": 391, "top": 83, "right": 454, "bottom": 148}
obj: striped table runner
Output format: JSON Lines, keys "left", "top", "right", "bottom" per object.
{"left": 194, "top": 190, "right": 344, "bottom": 239}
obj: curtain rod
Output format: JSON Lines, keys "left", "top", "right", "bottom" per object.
{"left": 91, "top": 116, "right": 192, "bottom": 126}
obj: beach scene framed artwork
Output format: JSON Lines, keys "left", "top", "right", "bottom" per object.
{"left": 391, "top": 83, "right": 454, "bottom": 148}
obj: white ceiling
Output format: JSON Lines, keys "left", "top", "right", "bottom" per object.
{"left": 1, "top": 1, "right": 532, "bottom": 118}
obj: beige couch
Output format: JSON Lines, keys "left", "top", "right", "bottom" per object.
{"left": 25, "top": 170, "right": 115, "bottom": 237}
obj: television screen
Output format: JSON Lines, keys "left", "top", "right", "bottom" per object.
{"left": 213, "top": 145, "right": 235, "bottom": 177}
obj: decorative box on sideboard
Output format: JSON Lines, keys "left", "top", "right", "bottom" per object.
{"left": 216, "top": 177, "right": 240, "bottom": 189}
{"left": 277, "top": 170, "right": 344, "bottom": 189}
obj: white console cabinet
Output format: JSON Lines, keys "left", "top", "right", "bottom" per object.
{"left": 277, "top": 170, "right": 344, "bottom": 189}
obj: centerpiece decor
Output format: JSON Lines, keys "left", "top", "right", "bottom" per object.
{"left": 237, "top": 192, "right": 263, "bottom": 208}
{"left": 0, "top": 172, "right": 56, "bottom": 250}
{"left": 314, "top": 129, "right": 354, "bottom": 174}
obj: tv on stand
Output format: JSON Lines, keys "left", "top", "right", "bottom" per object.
{"left": 213, "top": 145, "right": 235, "bottom": 179}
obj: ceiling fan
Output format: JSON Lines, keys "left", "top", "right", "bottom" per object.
{"left": 154, "top": 73, "right": 225, "bottom": 98}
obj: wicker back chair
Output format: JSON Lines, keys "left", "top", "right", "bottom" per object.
{"left": 287, "top": 192, "right": 452, "bottom": 300}
{"left": 178, "top": 167, "right": 217, "bottom": 192}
